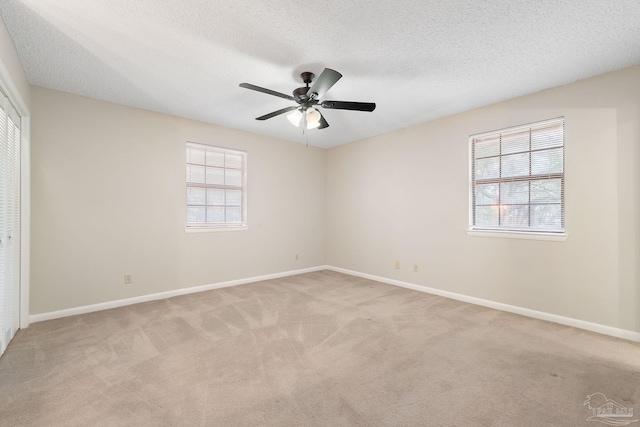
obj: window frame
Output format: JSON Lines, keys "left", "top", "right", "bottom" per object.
{"left": 185, "top": 142, "right": 247, "bottom": 232}
{"left": 468, "top": 117, "right": 567, "bottom": 240}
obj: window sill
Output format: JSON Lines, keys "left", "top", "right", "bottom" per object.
{"left": 185, "top": 225, "right": 248, "bottom": 233}
{"left": 467, "top": 229, "right": 568, "bottom": 242}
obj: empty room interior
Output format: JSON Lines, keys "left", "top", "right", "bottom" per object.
{"left": 1, "top": 1, "right": 639, "bottom": 426}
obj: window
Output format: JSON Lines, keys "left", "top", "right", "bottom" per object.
{"left": 186, "top": 142, "right": 247, "bottom": 229}
{"left": 469, "top": 118, "right": 564, "bottom": 235}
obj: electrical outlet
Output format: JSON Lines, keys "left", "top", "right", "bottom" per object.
{"left": 395, "top": 261, "right": 400, "bottom": 269}
{"left": 124, "top": 274, "right": 133, "bottom": 284}
{"left": 413, "top": 264, "right": 419, "bottom": 273}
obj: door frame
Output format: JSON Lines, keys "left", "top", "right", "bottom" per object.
{"left": 0, "top": 59, "right": 30, "bottom": 330}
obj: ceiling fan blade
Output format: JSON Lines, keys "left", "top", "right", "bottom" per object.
{"left": 240, "top": 83, "right": 295, "bottom": 101}
{"left": 256, "top": 106, "right": 298, "bottom": 120}
{"left": 307, "top": 68, "right": 342, "bottom": 100}
{"left": 318, "top": 114, "right": 329, "bottom": 129}
{"left": 321, "top": 101, "right": 376, "bottom": 112}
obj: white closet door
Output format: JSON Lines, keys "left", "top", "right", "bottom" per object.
{"left": 0, "top": 93, "right": 20, "bottom": 358}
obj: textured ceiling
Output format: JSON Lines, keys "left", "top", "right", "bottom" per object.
{"left": 2, "top": 1, "right": 640, "bottom": 148}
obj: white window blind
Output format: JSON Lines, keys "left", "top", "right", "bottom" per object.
{"left": 470, "top": 118, "right": 564, "bottom": 234}
{"left": 0, "top": 91, "right": 20, "bottom": 358}
{"left": 186, "top": 142, "right": 247, "bottom": 229}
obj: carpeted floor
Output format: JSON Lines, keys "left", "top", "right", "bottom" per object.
{"left": 0, "top": 270, "right": 639, "bottom": 426}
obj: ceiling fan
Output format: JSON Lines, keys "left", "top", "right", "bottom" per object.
{"left": 239, "top": 68, "right": 376, "bottom": 130}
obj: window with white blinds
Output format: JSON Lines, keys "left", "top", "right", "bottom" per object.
{"left": 186, "top": 142, "right": 247, "bottom": 229}
{"left": 0, "top": 91, "right": 21, "bottom": 358}
{"left": 470, "top": 118, "right": 564, "bottom": 234}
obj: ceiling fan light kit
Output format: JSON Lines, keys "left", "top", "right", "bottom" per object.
{"left": 306, "top": 107, "right": 321, "bottom": 125}
{"left": 287, "top": 109, "right": 303, "bottom": 126}
{"left": 240, "top": 68, "right": 376, "bottom": 131}
{"left": 286, "top": 107, "right": 321, "bottom": 129}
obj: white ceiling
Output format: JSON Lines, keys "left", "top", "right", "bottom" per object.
{"left": 2, "top": 1, "right": 640, "bottom": 148}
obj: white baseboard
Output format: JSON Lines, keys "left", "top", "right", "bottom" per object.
{"left": 327, "top": 266, "right": 640, "bottom": 343}
{"left": 30, "top": 265, "right": 640, "bottom": 343}
{"left": 29, "top": 266, "right": 328, "bottom": 324}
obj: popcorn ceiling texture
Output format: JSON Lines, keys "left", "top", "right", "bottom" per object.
{"left": 1, "top": 0, "right": 640, "bottom": 147}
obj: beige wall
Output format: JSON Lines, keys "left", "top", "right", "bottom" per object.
{"left": 24, "top": 56, "right": 640, "bottom": 334}
{"left": 30, "top": 87, "right": 326, "bottom": 314}
{"left": 327, "top": 65, "right": 640, "bottom": 333}
{"left": 0, "top": 16, "right": 30, "bottom": 110}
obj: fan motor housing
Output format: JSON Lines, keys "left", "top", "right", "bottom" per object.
{"left": 293, "top": 71, "right": 316, "bottom": 102}
{"left": 293, "top": 86, "right": 310, "bottom": 102}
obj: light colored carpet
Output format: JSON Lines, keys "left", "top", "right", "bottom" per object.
{"left": 0, "top": 270, "right": 638, "bottom": 426}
